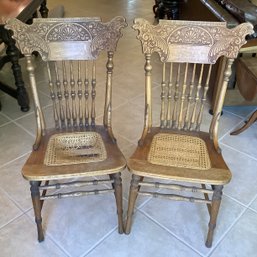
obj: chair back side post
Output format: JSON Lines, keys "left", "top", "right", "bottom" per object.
{"left": 103, "top": 51, "right": 116, "bottom": 142}
{"left": 210, "top": 58, "right": 234, "bottom": 152}
{"left": 139, "top": 53, "right": 153, "bottom": 145}
{"left": 5, "top": 17, "right": 127, "bottom": 147}
{"left": 133, "top": 18, "right": 253, "bottom": 151}
{"left": 25, "top": 54, "right": 46, "bottom": 150}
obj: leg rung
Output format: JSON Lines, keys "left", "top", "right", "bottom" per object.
{"left": 39, "top": 179, "right": 114, "bottom": 190}
{"left": 139, "top": 181, "right": 213, "bottom": 194}
{"left": 139, "top": 191, "right": 212, "bottom": 204}
{"left": 40, "top": 189, "right": 114, "bottom": 200}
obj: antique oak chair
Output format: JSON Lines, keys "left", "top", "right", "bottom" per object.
{"left": 124, "top": 18, "right": 253, "bottom": 247}
{"left": 5, "top": 16, "right": 127, "bottom": 241}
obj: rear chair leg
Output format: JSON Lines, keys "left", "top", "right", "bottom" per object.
{"left": 206, "top": 185, "right": 223, "bottom": 248}
{"left": 112, "top": 173, "right": 124, "bottom": 234}
{"left": 30, "top": 181, "right": 44, "bottom": 242}
{"left": 125, "top": 174, "right": 142, "bottom": 234}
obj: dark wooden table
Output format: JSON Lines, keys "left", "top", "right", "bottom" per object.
{"left": 0, "top": 0, "right": 48, "bottom": 112}
{"left": 153, "top": 0, "right": 182, "bottom": 20}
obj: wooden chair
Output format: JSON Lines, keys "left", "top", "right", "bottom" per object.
{"left": 230, "top": 42, "right": 257, "bottom": 135}
{"left": 124, "top": 18, "right": 253, "bottom": 247}
{"left": 5, "top": 16, "right": 127, "bottom": 242}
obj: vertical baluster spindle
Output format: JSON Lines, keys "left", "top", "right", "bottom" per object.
{"left": 190, "top": 64, "right": 204, "bottom": 131}
{"left": 166, "top": 63, "right": 173, "bottom": 128}
{"left": 70, "top": 61, "right": 77, "bottom": 128}
{"left": 54, "top": 62, "right": 65, "bottom": 128}
{"left": 62, "top": 61, "right": 71, "bottom": 128}
{"left": 91, "top": 61, "right": 96, "bottom": 127}
{"left": 77, "top": 61, "right": 83, "bottom": 128}
{"left": 160, "top": 63, "right": 166, "bottom": 128}
{"left": 84, "top": 61, "right": 89, "bottom": 128}
{"left": 178, "top": 63, "right": 189, "bottom": 130}
{"left": 184, "top": 63, "right": 196, "bottom": 130}
{"left": 172, "top": 63, "right": 181, "bottom": 129}
{"left": 196, "top": 64, "right": 212, "bottom": 131}
{"left": 46, "top": 62, "right": 59, "bottom": 129}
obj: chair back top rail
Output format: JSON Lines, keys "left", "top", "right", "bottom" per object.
{"left": 5, "top": 16, "right": 127, "bottom": 60}
{"left": 133, "top": 18, "right": 253, "bottom": 64}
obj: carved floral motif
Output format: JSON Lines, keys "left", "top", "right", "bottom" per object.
{"left": 5, "top": 16, "right": 127, "bottom": 60}
{"left": 133, "top": 18, "right": 254, "bottom": 63}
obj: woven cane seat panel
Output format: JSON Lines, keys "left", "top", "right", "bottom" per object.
{"left": 44, "top": 132, "right": 107, "bottom": 166}
{"left": 147, "top": 133, "right": 211, "bottom": 170}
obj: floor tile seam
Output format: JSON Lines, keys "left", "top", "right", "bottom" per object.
{"left": 0, "top": 150, "right": 31, "bottom": 169}
{"left": 23, "top": 211, "right": 72, "bottom": 257}
{"left": 110, "top": 98, "right": 130, "bottom": 111}
{"left": 82, "top": 226, "right": 118, "bottom": 257}
{"left": 0, "top": 210, "right": 25, "bottom": 231}
{"left": 219, "top": 142, "right": 257, "bottom": 162}
{"left": 116, "top": 132, "right": 138, "bottom": 146}
{"left": 248, "top": 206, "right": 257, "bottom": 214}
{"left": 138, "top": 209, "right": 205, "bottom": 257}
{"left": 13, "top": 103, "right": 53, "bottom": 123}
{"left": 218, "top": 118, "right": 245, "bottom": 142}
{"left": 11, "top": 119, "right": 36, "bottom": 138}
{"left": 0, "top": 119, "right": 12, "bottom": 128}
{"left": 0, "top": 111, "right": 18, "bottom": 123}
{"left": 0, "top": 186, "right": 32, "bottom": 214}
{"left": 247, "top": 192, "right": 257, "bottom": 208}
{"left": 222, "top": 108, "right": 256, "bottom": 120}
{"left": 223, "top": 193, "right": 249, "bottom": 209}
{"left": 206, "top": 206, "right": 249, "bottom": 257}
{"left": 0, "top": 105, "right": 34, "bottom": 120}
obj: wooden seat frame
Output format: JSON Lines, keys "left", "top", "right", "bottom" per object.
{"left": 6, "top": 16, "right": 127, "bottom": 242}
{"left": 124, "top": 18, "right": 253, "bottom": 247}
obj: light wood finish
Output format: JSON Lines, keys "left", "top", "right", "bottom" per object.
{"left": 6, "top": 17, "right": 127, "bottom": 241}
{"left": 125, "top": 18, "right": 253, "bottom": 247}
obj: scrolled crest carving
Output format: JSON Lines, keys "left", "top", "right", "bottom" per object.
{"left": 133, "top": 18, "right": 254, "bottom": 63}
{"left": 46, "top": 23, "right": 92, "bottom": 41}
{"left": 91, "top": 16, "right": 128, "bottom": 57}
{"left": 5, "top": 16, "right": 127, "bottom": 61}
{"left": 5, "top": 19, "right": 49, "bottom": 58}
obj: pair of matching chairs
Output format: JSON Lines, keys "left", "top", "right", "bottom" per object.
{"left": 5, "top": 16, "right": 253, "bottom": 247}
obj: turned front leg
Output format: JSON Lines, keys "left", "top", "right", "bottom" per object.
{"left": 125, "top": 174, "right": 142, "bottom": 234}
{"left": 30, "top": 181, "right": 44, "bottom": 242}
{"left": 206, "top": 185, "right": 223, "bottom": 248}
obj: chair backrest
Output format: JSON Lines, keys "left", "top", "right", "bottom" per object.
{"left": 5, "top": 17, "right": 127, "bottom": 147}
{"left": 132, "top": 18, "right": 253, "bottom": 148}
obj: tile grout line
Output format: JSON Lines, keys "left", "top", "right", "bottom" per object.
{"left": 82, "top": 226, "right": 118, "bottom": 257}
{"left": 220, "top": 142, "right": 257, "bottom": 162}
{"left": 223, "top": 193, "right": 249, "bottom": 208}
{"left": 139, "top": 209, "right": 205, "bottom": 257}
{"left": 24, "top": 212, "right": 72, "bottom": 257}
{"left": 11, "top": 119, "right": 36, "bottom": 138}
{"left": 206, "top": 204, "right": 251, "bottom": 257}
{"left": 222, "top": 108, "right": 257, "bottom": 120}
{"left": 0, "top": 151, "right": 31, "bottom": 169}
{"left": 0, "top": 186, "right": 31, "bottom": 215}
{"left": 218, "top": 120, "right": 245, "bottom": 142}
{"left": 207, "top": 193, "right": 257, "bottom": 256}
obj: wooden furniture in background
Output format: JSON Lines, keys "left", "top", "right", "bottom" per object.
{"left": 6, "top": 16, "right": 127, "bottom": 241}
{"left": 0, "top": 0, "right": 48, "bottom": 112}
{"left": 124, "top": 18, "right": 253, "bottom": 247}
{"left": 230, "top": 44, "right": 257, "bottom": 135}
{"left": 153, "top": 0, "right": 181, "bottom": 20}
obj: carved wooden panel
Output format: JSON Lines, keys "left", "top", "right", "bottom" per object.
{"left": 5, "top": 17, "right": 127, "bottom": 61}
{"left": 133, "top": 18, "right": 254, "bottom": 63}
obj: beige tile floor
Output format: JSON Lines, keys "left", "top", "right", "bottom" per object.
{"left": 0, "top": 0, "right": 257, "bottom": 256}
